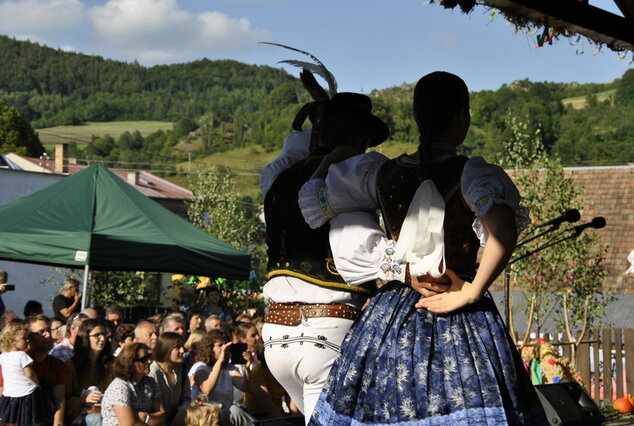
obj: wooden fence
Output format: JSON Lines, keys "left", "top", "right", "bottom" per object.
{"left": 548, "top": 328, "right": 634, "bottom": 406}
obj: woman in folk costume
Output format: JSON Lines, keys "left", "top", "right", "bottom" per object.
{"left": 298, "top": 71, "right": 547, "bottom": 425}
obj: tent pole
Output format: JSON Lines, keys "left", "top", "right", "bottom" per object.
{"left": 81, "top": 265, "right": 89, "bottom": 310}
{"left": 245, "top": 279, "right": 249, "bottom": 312}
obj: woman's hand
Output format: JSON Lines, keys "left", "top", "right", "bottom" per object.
{"left": 217, "top": 342, "right": 231, "bottom": 365}
{"left": 415, "top": 269, "right": 482, "bottom": 313}
{"left": 242, "top": 351, "right": 253, "bottom": 369}
{"left": 85, "top": 389, "right": 103, "bottom": 405}
{"left": 310, "top": 144, "right": 367, "bottom": 180}
{"left": 406, "top": 264, "right": 451, "bottom": 298}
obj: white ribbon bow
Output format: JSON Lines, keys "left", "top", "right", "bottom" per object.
{"left": 394, "top": 180, "right": 446, "bottom": 278}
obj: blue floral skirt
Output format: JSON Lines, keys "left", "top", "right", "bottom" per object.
{"left": 309, "top": 282, "right": 547, "bottom": 425}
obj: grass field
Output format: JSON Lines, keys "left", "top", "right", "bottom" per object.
{"left": 34, "top": 120, "right": 416, "bottom": 200}
{"left": 561, "top": 89, "right": 616, "bottom": 109}
{"left": 171, "top": 140, "right": 418, "bottom": 200}
{"left": 37, "top": 121, "right": 173, "bottom": 146}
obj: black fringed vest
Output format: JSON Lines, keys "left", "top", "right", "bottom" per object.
{"left": 376, "top": 155, "right": 480, "bottom": 280}
{"left": 265, "top": 155, "right": 374, "bottom": 296}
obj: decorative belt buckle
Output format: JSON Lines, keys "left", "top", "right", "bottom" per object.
{"left": 299, "top": 305, "right": 309, "bottom": 325}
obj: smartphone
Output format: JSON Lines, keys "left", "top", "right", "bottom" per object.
{"left": 4, "top": 285, "right": 14, "bottom": 291}
{"left": 230, "top": 342, "right": 248, "bottom": 365}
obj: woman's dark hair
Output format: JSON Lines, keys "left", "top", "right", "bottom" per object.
{"left": 205, "top": 287, "right": 227, "bottom": 308}
{"left": 71, "top": 319, "right": 114, "bottom": 382}
{"left": 153, "top": 332, "right": 183, "bottom": 363}
{"left": 195, "top": 329, "right": 229, "bottom": 366}
{"left": 114, "top": 342, "right": 148, "bottom": 381}
{"left": 115, "top": 323, "right": 135, "bottom": 344}
{"left": 23, "top": 300, "right": 43, "bottom": 317}
{"left": 413, "top": 71, "right": 469, "bottom": 180}
{"left": 187, "top": 309, "right": 204, "bottom": 332}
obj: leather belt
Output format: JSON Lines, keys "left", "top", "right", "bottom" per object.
{"left": 264, "top": 301, "right": 360, "bottom": 326}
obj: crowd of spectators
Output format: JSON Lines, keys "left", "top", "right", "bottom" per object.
{"left": 0, "top": 278, "right": 300, "bottom": 426}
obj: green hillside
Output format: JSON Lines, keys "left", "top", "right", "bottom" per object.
{"left": 1, "top": 35, "right": 634, "bottom": 183}
{"left": 170, "top": 140, "right": 419, "bottom": 200}
{"left": 561, "top": 89, "right": 616, "bottom": 109}
{"left": 39, "top": 121, "right": 173, "bottom": 145}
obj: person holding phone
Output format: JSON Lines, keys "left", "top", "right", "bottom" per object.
{"left": 52, "top": 278, "right": 82, "bottom": 322}
{"left": 232, "top": 323, "right": 260, "bottom": 368}
{"left": 188, "top": 329, "right": 254, "bottom": 426}
{"left": 0, "top": 269, "right": 13, "bottom": 316}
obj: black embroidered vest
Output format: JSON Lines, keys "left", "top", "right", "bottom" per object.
{"left": 265, "top": 156, "right": 374, "bottom": 296}
{"left": 376, "top": 155, "right": 480, "bottom": 279}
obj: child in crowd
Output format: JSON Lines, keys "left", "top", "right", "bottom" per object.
{"left": 0, "top": 322, "right": 44, "bottom": 425}
{"left": 185, "top": 399, "right": 222, "bottom": 426}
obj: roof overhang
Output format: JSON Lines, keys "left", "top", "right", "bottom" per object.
{"left": 486, "top": 0, "right": 634, "bottom": 51}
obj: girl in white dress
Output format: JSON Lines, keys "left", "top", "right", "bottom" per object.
{"left": 0, "top": 322, "right": 45, "bottom": 425}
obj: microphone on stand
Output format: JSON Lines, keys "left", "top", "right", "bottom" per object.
{"left": 566, "top": 217, "right": 606, "bottom": 236}
{"left": 535, "top": 209, "right": 581, "bottom": 228}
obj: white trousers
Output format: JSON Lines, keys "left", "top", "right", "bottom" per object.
{"left": 262, "top": 317, "right": 353, "bottom": 424}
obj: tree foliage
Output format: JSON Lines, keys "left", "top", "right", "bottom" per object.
{"left": 42, "top": 268, "right": 161, "bottom": 308}
{"left": 502, "top": 113, "right": 609, "bottom": 346}
{"left": 186, "top": 164, "right": 267, "bottom": 295}
{"left": 187, "top": 164, "right": 257, "bottom": 252}
{"left": 90, "top": 271, "right": 162, "bottom": 308}
{"left": 0, "top": 98, "right": 43, "bottom": 156}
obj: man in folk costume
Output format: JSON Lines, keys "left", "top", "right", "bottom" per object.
{"left": 259, "top": 67, "right": 390, "bottom": 421}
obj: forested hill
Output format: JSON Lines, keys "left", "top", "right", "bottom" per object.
{"left": 370, "top": 73, "right": 634, "bottom": 166}
{"left": 0, "top": 35, "right": 305, "bottom": 149}
{"left": 1, "top": 35, "right": 634, "bottom": 168}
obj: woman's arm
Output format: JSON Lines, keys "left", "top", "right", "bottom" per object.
{"left": 195, "top": 340, "right": 229, "bottom": 396}
{"left": 195, "top": 364, "right": 221, "bottom": 396}
{"left": 417, "top": 203, "right": 517, "bottom": 313}
{"left": 113, "top": 405, "right": 145, "bottom": 426}
{"left": 143, "top": 400, "right": 165, "bottom": 426}
{"left": 310, "top": 145, "right": 367, "bottom": 180}
{"left": 298, "top": 152, "right": 388, "bottom": 229}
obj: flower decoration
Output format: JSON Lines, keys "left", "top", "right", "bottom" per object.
{"left": 196, "top": 276, "right": 211, "bottom": 290}
{"left": 171, "top": 274, "right": 186, "bottom": 284}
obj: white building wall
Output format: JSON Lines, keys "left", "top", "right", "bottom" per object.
{"left": 0, "top": 169, "right": 67, "bottom": 318}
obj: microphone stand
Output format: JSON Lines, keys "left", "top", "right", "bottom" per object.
{"left": 503, "top": 231, "right": 579, "bottom": 330}
{"left": 516, "top": 224, "right": 560, "bottom": 247}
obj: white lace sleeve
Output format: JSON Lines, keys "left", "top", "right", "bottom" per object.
{"left": 461, "top": 156, "right": 530, "bottom": 245}
{"left": 298, "top": 151, "right": 389, "bottom": 229}
{"left": 259, "top": 129, "right": 311, "bottom": 196}
{"left": 329, "top": 212, "right": 404, "bottom": 286}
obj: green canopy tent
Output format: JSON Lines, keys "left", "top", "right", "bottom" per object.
{"left": 0, "top": 164, "right": 251, "bottom": 308}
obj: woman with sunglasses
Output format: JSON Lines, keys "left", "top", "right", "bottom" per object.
{"left": 65, "top": 318, "right": 115, "bottom": 425}
{"left": 101, "top": 342, "right": 165, "bottom": 426}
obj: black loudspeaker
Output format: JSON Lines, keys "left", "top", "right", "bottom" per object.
{"left": 535, "top": 382, "right": 604, "bottom": 426}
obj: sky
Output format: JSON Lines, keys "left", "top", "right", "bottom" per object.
{"left": 0, "top": 0, "right": 632, "bottom": 93}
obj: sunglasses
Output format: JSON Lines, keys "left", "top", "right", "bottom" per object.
{"left": 133, "top": 354, "right": 152, "bottom": 364}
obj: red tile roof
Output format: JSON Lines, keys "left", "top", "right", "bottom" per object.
{"left": 506, "top": 165, "right": 634, "bottom": 294}
{"left": 17, "top": 156, "right": 192, "bottom": 200}
{"left": 563, "top": 165, "right": 634, "bottom": 294}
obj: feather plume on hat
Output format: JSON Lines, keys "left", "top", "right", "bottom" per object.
{"left": 260, "top": 42, "right": 338, "bottom": 98}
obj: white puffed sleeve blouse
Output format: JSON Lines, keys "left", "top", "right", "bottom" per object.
{"left": 298, "top": 155, "right": 530, "bottom": 286}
